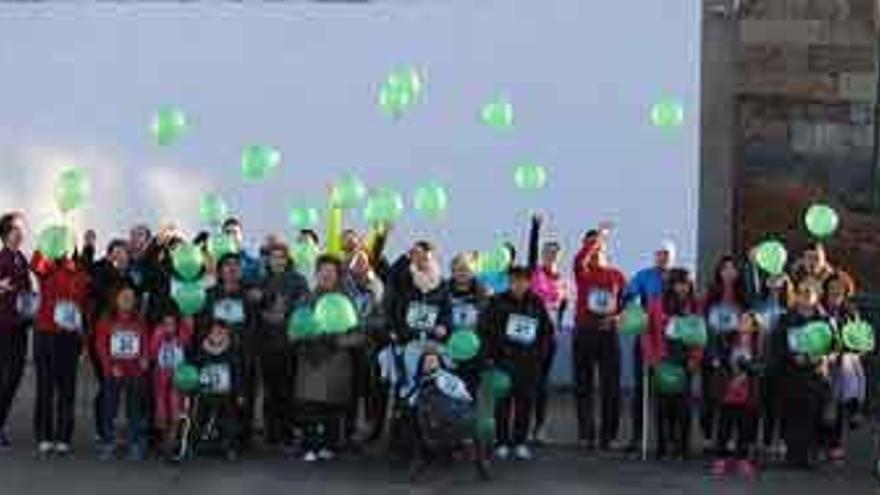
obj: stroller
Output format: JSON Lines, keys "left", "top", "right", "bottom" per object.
{"left": 379, "top": 340, "right": 491, "bottom": 480}
{"left": 171, "top": 366, "right": 242, "bottom": 462}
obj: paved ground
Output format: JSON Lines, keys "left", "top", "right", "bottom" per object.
{"left": 0, "top": 365, "right": 877, "bottom": 494}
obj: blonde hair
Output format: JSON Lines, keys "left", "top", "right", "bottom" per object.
{"left": 451, "top": 252, "right": 477, "bottom": 273}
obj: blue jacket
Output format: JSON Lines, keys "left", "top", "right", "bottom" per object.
{"left": 624, "top": 267, "right": 665, "bottom": 307}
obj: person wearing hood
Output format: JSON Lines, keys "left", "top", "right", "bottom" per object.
{"left": 197, "top": 253, "right": 258, "bottom": 448}
{"left": 386, "top": 241, "right": 451, "bottom": 344}
{"left": 621, "top": 239, "right": 675, "bottom": 452}
{"left": 292, "top": 255, "right": 365, "bottom": 462}
{"left": 479, "top": 266, "right": 553, "bottom": 461}
{"left": 0, "top": 212, "right": 33, "bottom": 447}
{"left": 572, "top": 229, "right": 627, "bottom": 450}
{"left": 255, "top": 241, "right": 308, "bottom": 448}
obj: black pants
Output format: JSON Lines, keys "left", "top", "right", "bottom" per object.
{"left": 299, "top": 402, "right": 342, "bottom": 452}
{"left": 533, "top": 338, "right": 556, "bottom": 433}
{"left": 345, "top": 348, "right": 370, "bottom": 442}
{"left": 573, "top": 330, "right": 621, "bottom": 445}
{"left": 259, "top": 347, "right": 293, "bottom": 445}
{"left": 655, "top": 392, "right": 690, "bottom": 457}
{"left": 782, "top": 373, "right": 828, "bottom": 467}
{"left": 761, "top": 372, "right": 783, "bottom": 448}
{"left": 87, "top": 335, "right": 106, "bottom": 442}
{"left": 33, "top": 331, "right": 81, "bottom": 444}
{"left": 0, "top": 328, "right": 28, "bottom": 431}
{"left": 715, "top": 405, "right": 758, "bottom": 459}
{"left": 198, "top": 395, "right": 242, "bottom": 454}
{"left": 495, "top": 379, "right": 535, "bottom": 446}
{"left": 629, "top": 338, "right": 645, "bottom": 445}
{"left": 700, "top": 363, "right": 720, "bottom": 443}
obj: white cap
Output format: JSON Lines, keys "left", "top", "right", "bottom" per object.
{"left": 658, "top": 239, "right": 676, "bottom": 263}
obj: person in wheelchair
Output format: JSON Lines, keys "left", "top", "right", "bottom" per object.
{"left": 409, "top": 346, "right": 491, "bottom": 482}
{"left": 182, "top": 322, "right": 246, "bottom": 462}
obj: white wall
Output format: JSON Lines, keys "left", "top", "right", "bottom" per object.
{"left": 0, "top": 0, "right": 701, "bottom": 274}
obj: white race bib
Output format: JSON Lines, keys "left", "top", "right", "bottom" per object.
{"left": 664, "top": 319, "right": 678, "bottom": 339}
{"left": 157, "top": 343, "right": 184, "bottom": 369}
{"left": 16, "top": 292, "right": 39, "bottom": 318}
{"left": 110, "top": 330, "right": 141, "bottom": 360}
{"left": 708, "top": 304, "right": 740, "bottom": 333}
{"left": 451, "top": 303, "right": 479, "bottom": 329}
{"left": 587, "top": 289, "right": 615, "bottom": 315}
{"left": 435, "top": 371, "right": 473, "bottom": 402}
{"left": 53, "top": 301, "right": 83, "bottom": 332}
{"left": 213, "top": 298, "right": 245, "bottom": 324}
{"left": 505, "top": 314, "right": 538, "bottom": 345}
{"left": 200, "top": 364, "right": 231, "bottom": 394}
{"left": 787, "top": 327, "right": 805, "bottom": 354}
{"left": 406, "top": 302, "right": 439, "bottom": 331}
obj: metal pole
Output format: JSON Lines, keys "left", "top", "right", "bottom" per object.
{"left": 641, "top": 365, "right": 649, "bottom": 461}
{"left": 872, "top": 6, "right": 880, "bottom": 209}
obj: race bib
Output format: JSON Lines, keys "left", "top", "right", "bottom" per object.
{"left": 157, "top": 343, "right": 184, "bottom": 369}
{"left": 451, "top": 303, "right": 479, "bottom": 329}
{"left": 708, "top": 304, "right": 740, "bottom": 333}
{"left": 200, "top": 364, "right": 231, "bottom": 394}
{"left": 53, "top": 301, "right": 83, "bottom": 332}
{"left": 213, "top": 298, "right": 245, "bottom": 324}
{"left": 16, "top": 291, "right": 39, "bottom": 318}
{"left": 587, "top": 289, "right": 615, "bottom": 315}
{"left": 110, "top": 330, "right": 141, "bottom": 359}
{"left": 505, "top": 314, "right": 538, "bottom": 345}
{"left": 435, "top": 371, "right": 473, "bottom": 402}
{"left": 406, "top": 302, "right": 439, "bottom": 331}
{"left": 353, "top": 293, "right": 372, "bottom": 316}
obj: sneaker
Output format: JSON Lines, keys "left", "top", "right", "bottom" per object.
{"left": 36, "top": 441, "right": 54, "bottom": 458}
{"left": 494, "top": 445, "right": 510, "bottom": 460}
{"left": 737, "top": 459, "right": 757, "bottom": 478}
{"left": 317, "top": 448, "right": 335, "bottom": 461}
{"left": 513, "top": 444, "right": 533, "bottom": 461}
{"left": 54, "top": 443, "right": 72, "bottom": 456}
{"left": 302, "top": 451, "right": 318, "bottom": 463}
{"left": 711, "top": 459, "right": 728, "bottom": 476}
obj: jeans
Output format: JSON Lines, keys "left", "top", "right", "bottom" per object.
{"left": 101, "top": 376, "right": 147, "bottom": 452}
{"left": 33, "top": 332, "right": 80, "bottom": 444}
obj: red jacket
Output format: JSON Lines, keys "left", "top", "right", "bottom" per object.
{"left": 31, "top": 252, "right": 91, "bottom": 335}
{"left": 573, "top": 241, "right": 626, "bottom": 328}
{"left": 95, "top": 312, "right": 150, "bottom": 378}
{"left": 643, "top": 297, "right": 704, "bottom": 368}
{"left": 149, "top": 318, "right": 194, "bottom": 373}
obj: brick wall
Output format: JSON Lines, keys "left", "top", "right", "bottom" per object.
{"left": 736, "top": 0, "right": 879, "bottom": 290}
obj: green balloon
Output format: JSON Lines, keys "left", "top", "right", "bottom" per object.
{"left": 842, "top": 320, "right": 875, "bottom": 353}
{"left": 797, "top": 321, "right": 833, "bottom": 357}
{"left": 290, "top": 238, "right": 319, "bottom": 271}
{"left": 363, "top": 188, "right": 404, "bottom": 225}
{"left": 36, "top": 224, "right": 75, "bottom": 261}
{"left": 446, "top": 329, "right": 481, "bottom": 362}
{"left": 478, "top": 244, "right": 512, "bottom": 274}
{"left": 513, "top": 163, "right": 547, "bottom": 190}
{"left": 480, "top": 368, "right": 512, "bottom": 400}
{"left": 314, "top": 293, "right": 359, "bottom": 334}
{"left": 207, "top": 234, "right": 239, "bottom": 259}
{"left": 173, "top": 364, "right": 200, "bottom": 392}
{"left": 480, "top": 96, "right": 514, "bottom": 130}
{"left": 55, "top": 166, "right": 90, "bottom": 213}
{"left": 288, "top": 206, "right": 320, "bottom": 230}
{"left": 241, "top": 144, "right": 281, "bottom": 182}
{"left": 171, "top": 242, "right": 205, "bottom": 281}
{"left": 754, "top": 240, "right": 788, "bottom": 276}
{"left": 653, "top": 361, "right": 686, "bottom": 394}
{"left": 474, "top": 416, "right": 495, "bottom": 441}
{"left": 331, "top": 173, "right": 368, "bottom": 209}
{"left": 288, "top": 306, "right": 319, "bottom": 339}
{"left": 199, "top": 193, "right": 228, "bottom": 226}
{"left": 386, "top": 67, "right": 423, "bottom": 97}
{"left": 151, "top": 107, "right": 189, "bottom": 146}
{"left": 172, "top": 281, "right": 207, "bottom": 316}
{"left": 620, "top": 303, "right": 648, "bottom": 336}
{"left": 650, "top": 99, "right": 684, "bottom": 128}
{"left": 413, "top": 182, "right": 448, "bottom": 218}
{"left": 378, "top": 84, "right": 413, "bottom": 118}
{"left": 670, "top": 315, "right": 708, "bottom": 347}
{"left": 805, "top": 204, "right": 839, "bottom": 238}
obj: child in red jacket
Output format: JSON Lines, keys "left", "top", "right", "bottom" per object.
{"left": 149, "top": 300, "right": 193, "bottom": 457}
{"left": 94, "top": 282, "right": 150, "bottom": 460}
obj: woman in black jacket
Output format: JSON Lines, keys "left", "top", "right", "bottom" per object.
{"left": 386, "top": 240, "right": 451, "bottom": 344}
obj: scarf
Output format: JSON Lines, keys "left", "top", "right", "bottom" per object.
{"left": 411, "top": 260, "right": 442, "bottom": 294}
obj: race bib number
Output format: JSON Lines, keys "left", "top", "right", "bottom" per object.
{"left": 53, "top": 301, "right": 82, "bottom": 332}
{"left": 787, "top": 327, "right": 805, "bottom": 354}
{"left": 110, "top": 330, "right": 141, "bottom": 359}
{"left": 157, "top": 343, "right": 184, "bottom": 369}
{"left": 505, "top": 314, "right": 538, "bottom": 345}
{"left": 587, "top": 289, "right": 615, "bottom": 315}
{"left": 451, "top": 303, "right": 479, "bottom": 329}
{"left": 708, "top": 304, "right": 740, "bottom": 333}
{"left": 200, "top": 364, "right": 231, "bottom": 394}
{"left": 435, "top": 371, "right": 472, "bottom": 402}
{"left": 213, "top": 298, "right": 245, "bottom": 324}
{"left": 406, "top": 302, "right": 439, "bottom": 331}
{"left": 353, "top": 293, "right": 371, "bottom": 316}
{"left": 16, "top": 292, "right": 39, "bottom": 318}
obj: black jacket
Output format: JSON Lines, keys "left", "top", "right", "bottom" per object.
{"left": 478, "top": 290, "right": 553, "bottom": 383}
{"left": 386, "top": 268, "right": 452, "bottom": 342}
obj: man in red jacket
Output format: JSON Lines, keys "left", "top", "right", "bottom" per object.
{"left": 572, "top": 227, "right": 627, "bottom": 450}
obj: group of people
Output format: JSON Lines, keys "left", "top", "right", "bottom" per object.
{"left": 0, "top": 209, "right": 872, "bottom": 480}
